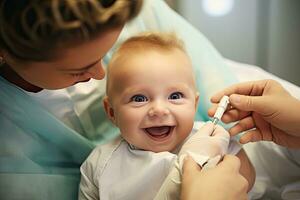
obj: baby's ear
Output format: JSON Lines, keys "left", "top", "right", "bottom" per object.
{"left": 103, "top": 96, "right": 116, "bottom": 125}
{"left": 195, "top": 92, "right": 200, "bottom": 109}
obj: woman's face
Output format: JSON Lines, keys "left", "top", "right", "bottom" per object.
{"left": 4, "top": 27, "right": 122, "bottom": 90}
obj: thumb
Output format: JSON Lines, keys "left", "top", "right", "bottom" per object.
{"left": 182, "top": 156, "right": 202, "bottom": 174}
{"left": 217, "top": 155, "right": 241, "bottom": 172}
{"left": 196, "top": 121, "right": 214, "bottom": 136}
{"left": 213, "top": 124, "right": 230, "bottom": 138}
{"left": 229, "top": 94, "right": 267, "bottom": 114}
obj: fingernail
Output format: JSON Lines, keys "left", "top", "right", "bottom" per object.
{"left": 230, "top": 94, "right": 241, "bottom": 104}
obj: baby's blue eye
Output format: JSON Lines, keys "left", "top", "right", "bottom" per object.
{"left": 131, "top": 95, "right": 148, "bottom": 102}
{"left": 169, "top": 92, "right": 183, "bottom": 100}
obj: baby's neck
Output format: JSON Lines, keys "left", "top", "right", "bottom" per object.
{"left": 127, "top": 141, "right": 183, "bottom": 155}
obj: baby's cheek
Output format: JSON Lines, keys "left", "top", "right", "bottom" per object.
{"left": 118, "top": 108, "right": 141, "bottom": 121}
{"left": 178, "top": 115, "right": 195, "bottom": 137}
{"left": 180, "top": 109, "right": 196, "bottom": 124}
{"left": 114, "top": 111, "right": 130, "bottom": 128}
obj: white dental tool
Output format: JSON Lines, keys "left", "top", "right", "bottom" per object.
{"left": 212, "top": 95, "right": 230, "bottom": 127}
{"left": 201, "top": 96, "right": 230, "bottom": 168}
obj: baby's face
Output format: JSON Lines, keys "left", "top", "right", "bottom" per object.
{"left": 106, "top": 49, "right": 199, "bottom": 152}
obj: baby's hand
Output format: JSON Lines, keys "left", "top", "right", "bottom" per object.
{"left": 179, "top": 122, "right": 230, "bottom": 158}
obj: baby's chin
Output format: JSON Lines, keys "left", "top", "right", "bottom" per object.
{"left": 139, "top": 144, "right": 178, "bottom": 153}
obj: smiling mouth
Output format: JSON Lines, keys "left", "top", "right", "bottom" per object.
{"left": 144, "top": 126, "right": 174, "bottom": 140}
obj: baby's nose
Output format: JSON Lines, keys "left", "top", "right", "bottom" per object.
{"left": 148, "top": 102, "right": 170, "bottom": 117}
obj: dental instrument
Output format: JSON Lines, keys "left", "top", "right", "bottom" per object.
{"left": 211, "top": 95, "right": 230, "bottom": 129}
{"left": 201, "top": 95, "right": 230, "bottom": 169}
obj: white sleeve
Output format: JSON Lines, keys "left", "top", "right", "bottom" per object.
{"left": 228, "top": 139, "right": 242, "bottom": 155}
{"left": 78, "top": 148, "right": 101, "bottom": 200}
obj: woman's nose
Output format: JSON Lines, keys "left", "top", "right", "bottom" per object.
{"left": 86, "top": 60, "right": 106, "bottom": 80}
{"left": 148, "top": 102, "right": 170, "bottom": 117}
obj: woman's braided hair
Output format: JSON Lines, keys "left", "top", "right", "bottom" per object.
{"left": 0, "top": 0, "right": 142, "bottom": 61}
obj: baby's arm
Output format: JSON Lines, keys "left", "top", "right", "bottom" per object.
{"left": 236, "top": 149, "right": 256, "bottom": 191}
{"left": 78, "top": 148, "right": 100, "bottom": 200}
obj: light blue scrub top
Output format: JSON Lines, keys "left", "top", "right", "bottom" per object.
{"left": 0, "top": 0, "right": 236, "bottom": 199}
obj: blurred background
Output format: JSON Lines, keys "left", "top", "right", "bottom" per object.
{"left": 164, "top": 0, "right": 300, "bottom": 86}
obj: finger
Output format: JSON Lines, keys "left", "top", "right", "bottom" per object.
{"left": 228, "top": 116, "right": 255, "bottom": 136}
{"left": 229, "top": 94, "right": 270, "bottom": 115}
{"left": 274, "top": 133, "right": 300, "bottom": 149}
{"left": 208, "top": 104, "right": 251, "bottom": 124}
{"left": 217, "top": 155, "right": 241, "bottom": 172}
{"left": 182, "top": 155, "right": 202, "bottom": 174}
{"left": 212, "top": 124, "right": 229, "bottom": 138}
{"left": 221, "top": 109, "right": 251, "bottom": 123}
{"left": 197, "top": 121, "right": 214, "bottom": 136}
{"left": 208, "top": 104, "right": 235, "bottom": 119}
{"left": 207, "top": 104, "right": 218, "bottom": 117}
{"left": 239, "top": 129, "right": 263, "bottom": 144}
{"left": 242, "top": 128, "right": 300, "bottom": 148}
{"left": 251, "top": 112, "right": 274, "bottom": 141}
{"left": 210, "top": 80, "right": 267, "bottom": 103}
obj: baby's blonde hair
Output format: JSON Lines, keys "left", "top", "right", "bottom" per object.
{"left": 115, "top": 31, "right": 186, "bottom": 59}
{"left": 121, "top": 31, "right": 185, "bottom": 50}
{"left": 109, "top": 32, "right": 186, "bottom": 68}
{"left": 106, "top": 32, "right": 190, "bottom": 96}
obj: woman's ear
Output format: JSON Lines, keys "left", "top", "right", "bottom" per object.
{"left": 103, "top": 96, "right": 116, "bottom": 125}
{"left": 0, "top": 50, "right": 7, "bottom": 59}
{"left": 0, "top": 51, "right": 5, "bottom": 65}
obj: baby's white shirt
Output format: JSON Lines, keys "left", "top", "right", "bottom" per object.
{"left": 79, "top": 122, "right": 241, "bottom": 200}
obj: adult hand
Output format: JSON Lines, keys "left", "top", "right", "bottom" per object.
{"left": 179, "top": 122, "right": 230, "bottom": 159}
{"left": 181, "top": 155, "right": 248, "bottom": 200}
{"left": 208, "top": 79, "right": 300, "bottom": 148}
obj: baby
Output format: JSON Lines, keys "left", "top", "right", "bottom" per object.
{"left": 79, "top": 32, "right": 255, "bottom": 200}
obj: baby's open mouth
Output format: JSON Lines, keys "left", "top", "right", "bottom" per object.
{"left": 144, "top": 126, "right": 174, "bottom": 139}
